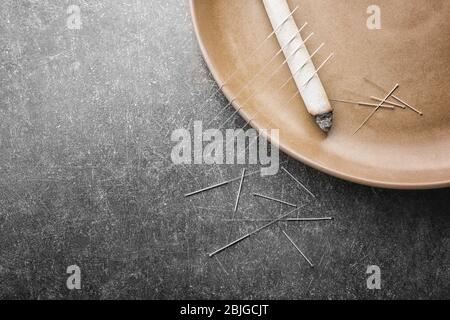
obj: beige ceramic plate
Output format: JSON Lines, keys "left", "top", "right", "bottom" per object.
{"left": 190, "top": 0, "right": 450, "bottom": 189}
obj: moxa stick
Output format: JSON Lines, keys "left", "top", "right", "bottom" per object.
{"left": 263, "top": 0, "right": 334, "bottom": 132}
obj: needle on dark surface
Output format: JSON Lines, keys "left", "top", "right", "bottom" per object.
{"left": 234, "top": 169, "right": 246, "bottom": 212}
{"left": 222, "top": 217, "right": 333, "bottom": 222}
{"left": 282, "top": 230, "right": 314, "bottom": 268}
{"left": 184, "top": 169, "right": 260, "bottom": 198}
{"left": 208, "top": 205, "right": 307, "bottom": 258}
{"left": 253, "top": 193, "right": 297, "bottom": 208}
{"left": 281, "top": 167, "right": 316, "bottom": 198}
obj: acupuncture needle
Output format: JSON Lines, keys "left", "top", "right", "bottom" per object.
{"left": 281, "top": 167, "right": 316, "bottom": 198}
{"left": 234, "top": 169, "right": 246, "bottom": 212}
{"left": 253, "top": 193, "right": 297, "bottom": 208}
{"left": 218, "top": 32, "right": 315, "bottom": 129}
{"left": 364, "top": 77, "right": 423, "bottom": 115}
{"left": 301, "top": 53, "right": 335, "bottom": 88}
{"left": 220, "top": 45, "right": 325, "bottom": 152}
{"left": 184, "top": 168, "right": 260, "bottom": 197}
{"left": 217, "top": 6, "right": 300, "bottom": 90}
{"left": 256, "top": 44, "right": 325, "bottom": 127}
{"left": 369, "top": 96, "right": 405, "bottom": 109}
{"left": 207, "top": 22, "right": 309, "bottom": 127}
{"left": 184, "top": 159, "right": 289, "bottom": 197}
{"left": 222, "top": 217, "right": 334, "bottom": 222}
{"left": 353, "top": 84, "right": 399, "bottom": 134}
{"left": 282, "top": 230, "right": 314, "bottom": 268}
{"left": 192, "top": 6, "right": 300, "bottom": 117}
{"left": 278, "top": 42, "right": 325, "bottom": 92}
{"left": 215, "top": 46, "right": 325, "bottom": 151}
{"left": 286, "top": 53, "right": 335, "bottom": 104}
{"left": 224, "top": 90, "right": 315, "bottom": 172}
{"left": 331, "top": 99, "right": 394, "bottom": 110}
{"left": 208, "top": 204, "right": 308, "bottom": 258}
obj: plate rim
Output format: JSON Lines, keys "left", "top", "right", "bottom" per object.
{"left": 189, "top": 0, "right": 450, "bottom": 190}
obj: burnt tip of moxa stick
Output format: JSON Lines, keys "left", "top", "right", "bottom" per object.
{"left": 315, "top": 111, "right": 333, "bottom": 133}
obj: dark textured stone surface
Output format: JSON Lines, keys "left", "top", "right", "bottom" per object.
{"left": 0, "top": 0, "right": 448, "bottom": 300}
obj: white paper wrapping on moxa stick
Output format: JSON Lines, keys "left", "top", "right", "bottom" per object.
{"left": 263, "top": 0, "right": 332, "bottom": 116}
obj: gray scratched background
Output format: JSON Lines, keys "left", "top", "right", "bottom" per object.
{"left": 0, "top": 0, "right": 449, "bottom": 300}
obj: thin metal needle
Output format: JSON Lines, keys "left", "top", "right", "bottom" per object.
{"left": 353, "top": 84, "right": 399, "bottom": 134}
{"left": 282, "top": 230, "right": 314, "bottom": 268}
{"left": 286, "top": 53, "right": 335, "bottom": 104}
{"left": 234, "top": 169, "right": 246, "bottom": 212}
{"left": 184, "top": 168, "right": 260, "bottom": 197}
{"left": 184, "top": 160, "right": 289, "bottom": 197}
{"left": 228, "top": 45, "right": 325, "bottom": 150}
{"left": 222, "top": 217, "right": 334, "bottom": 222}
{"left": 220, "top": 45, "right": 324, "bottom": 147}
{"left": 192, "top": 6, "right": 300, "bottom": 117}
{"left": 364, "top": 77, "right": 423, "bottom": 115}
{"left": 207, "top": 22, "right": 309, "bottom": 127}
{"left": 331, "top": 99, "right": 394, "bottom": 110}
{"left": 208, "top": 205, "right": 307, "bottom": 258}
{"left": 278, "top": 43, "right": 325, "bottom": 91}
{"left": 301, "top": 53, "right": 335, "bottom": 88}
{"left": 369, "top": 96, "right": 405, "bottom": 109}
{"left": 253, "top": 193, "right": 297, "bottom": 208}
{"left": 281, "top": 167, "right": 316, "bottom": 198}
{"left": 219, "top": 32, "right": 314, "bottom": 129}
{"left": 217, "top": 6, "right": 300, "bottom": 90}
